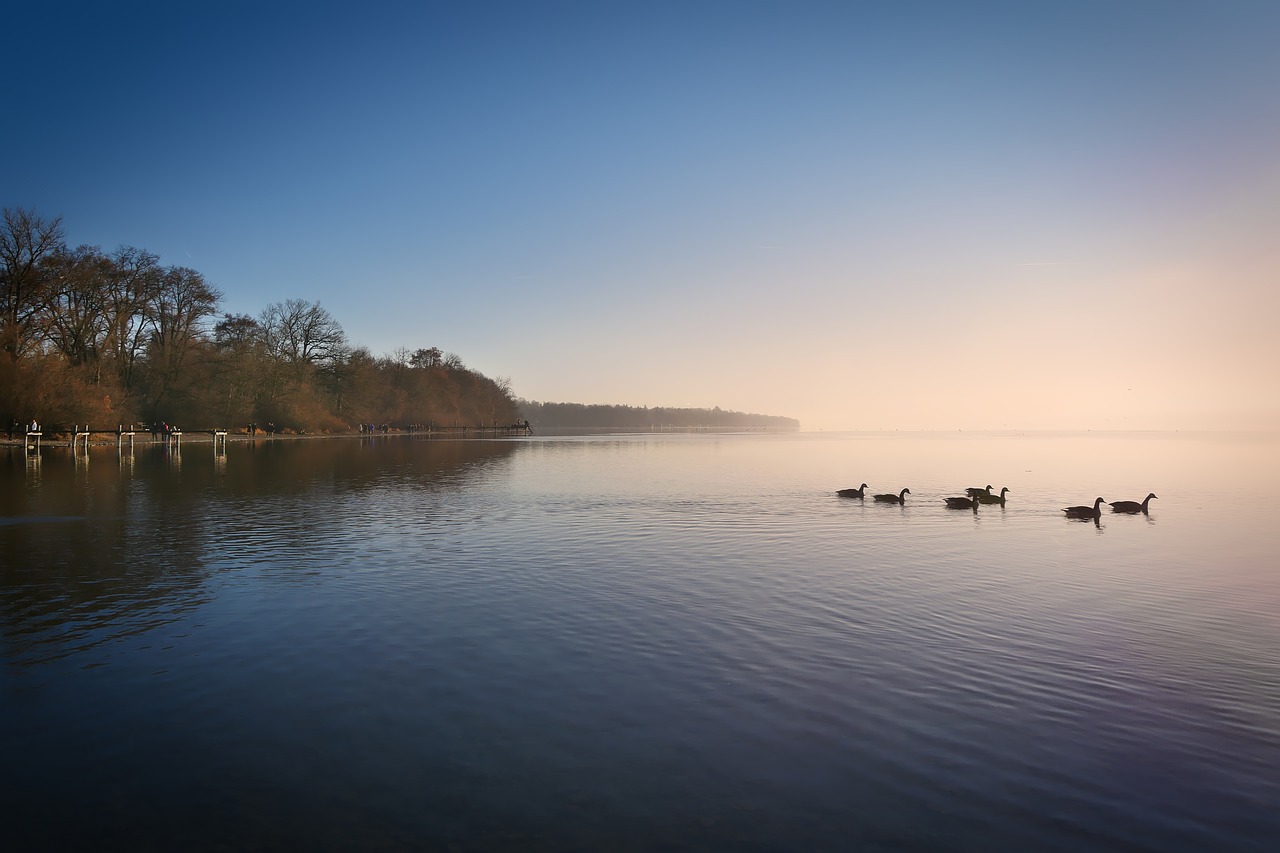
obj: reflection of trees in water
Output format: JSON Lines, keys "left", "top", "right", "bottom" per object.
{"left": 0, "top": 439, "right": 519, "bottom": 666}
{"left": 220, "top": 437, "right": 519, "bottom": 497}
{"left": 1, "top": 448, "right": 214, "bottom": 667}
{"left": 204, "top": 438, "right": 522, "bottom": 579}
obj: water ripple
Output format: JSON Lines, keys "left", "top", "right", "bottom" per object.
{"left": 2, "top": 433, "right": 1278, "bottom": 850}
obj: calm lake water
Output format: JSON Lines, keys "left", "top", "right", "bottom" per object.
{"left": 2, "top": 431, "right": 1277, "bottom": 851}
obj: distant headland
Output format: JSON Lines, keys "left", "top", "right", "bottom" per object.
{"left": 518, "top": 400, "right": 799, "bottom": 431}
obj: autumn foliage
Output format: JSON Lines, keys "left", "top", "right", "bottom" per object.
{"left": 1, "top": 208, "right": 518, "bottom": 433}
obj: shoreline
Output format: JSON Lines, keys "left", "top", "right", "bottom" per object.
{"left": 1, "top": 427, "right": 532, "bottom": 449}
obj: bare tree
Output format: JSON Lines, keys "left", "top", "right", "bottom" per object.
{"left": 147, "top": 265, "right": 222, "bottom": 409}
{"left": 102, "top": 246, "right": 162, "bottom": 391}
{"left": 152, "top": 266, "right": 221, "bottom": 366}
{"left": 40, "top": 245, "right": 112, "bottom": 370}
{"left": 214, "top": 313, "right": 264, "bottom": 351}
{"left": 0, "top": 207, "right": 65, "bottom": 359}
{"left": 209, "top": 313, "right": 268, "bottom": 422}
{"left": 259, "top": 298, "right": 346, "bottom": 366}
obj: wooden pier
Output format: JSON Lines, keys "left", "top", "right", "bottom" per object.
{"left": 14, "top": 424, "right": 530, "bottom": 453}
{"left": 49, "top": 426, "right": 234, "bottom": 452}
{"left": 70, "top": 425, "right": 142, "bottom": 453}
{"left": 72, "top": 427, "right": 138, "bottom": 453}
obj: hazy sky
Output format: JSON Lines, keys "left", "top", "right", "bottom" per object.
{"left": 7, "top": 1, "right": 1278, "bottom": 431}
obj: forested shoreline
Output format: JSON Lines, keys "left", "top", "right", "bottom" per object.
{"left": 1, "top": 208, "right": 518, "bottom": 433}
{"left": 518, "top": 401, "right": 799, "bottom": 431}
{"left": 3, "top": 207, "right": 798, "bottom": 436}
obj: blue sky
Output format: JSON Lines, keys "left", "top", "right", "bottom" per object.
{"left": 8, "top": 1, "right": 1278, "bottom": 429}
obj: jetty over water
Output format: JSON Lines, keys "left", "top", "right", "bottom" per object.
{"left": 12, "top": 423, "right": 532, "bottom": 453}
{"left": 65, "top": 425, "right": 189, "bottom": 452}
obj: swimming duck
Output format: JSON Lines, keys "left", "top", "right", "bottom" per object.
{"left": 836, "top": 484, "right": 868, "bottom": 498}
{"left": 943, "top": 495, "right": 979, "bottom": 509}
{"left": 1110, "top": 493, "right": 1157, "bottom": 514}
{"left": 965, "top": 485, "right": 994, "bottom": 497}
{"left": 873, "top": 488, "right": 911, "bottom": 504}
{"left": 1063, "top": 497, "right": 1106, "bottom": 519}
{"left": 976, "top": 487, "right": 1010, "bottom": 505}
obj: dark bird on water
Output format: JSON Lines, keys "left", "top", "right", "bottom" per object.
{"left": 837, "top": 484, "right": 868, "bottom": 498}
{"left": 1064, "top": 497, "right": 1106, "bottom": 519}
{"left": 1110, "top": 493, "right": 1158, "bottom": 514}
{"left": 965, "top": 485, "right": 994, "bottom": 497}
{"left": 943, "top": 495, "right": 979, "bottom": 509}
{"left": 977, "top": 486, "right": 1010, "bottom": 505}
{"left": 874, "top": 488, "right": 911, "bottom": 504}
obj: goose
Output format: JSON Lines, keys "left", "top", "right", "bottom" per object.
{"left": 873, "top": 488, "right": 910, "bottom": 504}
{"left": 1110, "top": 493, "right": 1157, "bottom": 514}
{"left": 965, "top": 485, "right": 994, "bottom": 497}
{"left": 836, "top": 483, "right": 868, "bottom": 498}
{"left": 976, "top": 486, "right": 1010, "bottom": 505}
{"left": 943, "top": 495, "right": 979, "bottom": 509}
{"left": 1063, "top": 497, "right": 1106, "bottom": 519}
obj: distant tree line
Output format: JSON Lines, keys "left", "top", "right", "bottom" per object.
{"left": 1, "top": 207, "right": 518, "bottom": 432}
{"left": 518, "top": 400, "right": 799, "bottom": 431}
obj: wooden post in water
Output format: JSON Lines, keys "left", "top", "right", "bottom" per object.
{"left": 213, "top": 430, "right": 227, "bottom": 452}
{"left": 73, "top": 425, "right": 91, "bottom": 454}
{"left": 168, "top": 429, "right": 182, "bottom": 449}
{"left": 116, "top": 425, "right": 135, "bottom": 452}
{"left": 25, "top": 430, "right": 41, "bottom": 453}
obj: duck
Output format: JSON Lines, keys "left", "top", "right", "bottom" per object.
{"left": 976, "top": 486, "right": 1010, "bottom": 505}
{"left": 943, "top": 495, "right": 979, "bottom": 509}
{"left": 836, "top": 483, "right": 868, "bottom": 498}
{"left": 1063, "top": 497, "right": 1106, "bottom": 519}
{"left": 1110, "top": 493, "right": 1157, "bottom": 514}
{"left": 965, "top": 485, "right": 994, "bottom": 497}
{"left": 873, "top": 488, "right": 911, "bottom": 504}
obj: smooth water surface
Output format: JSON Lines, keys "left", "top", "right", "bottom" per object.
{"left": 2, "top": 432, "right": 1278, "bottom": 851}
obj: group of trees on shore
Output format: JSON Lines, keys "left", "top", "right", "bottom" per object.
{"left": 3, "top": 206, "right": 802, "bottom": 436}
{"left": 517, "top": 401, "right": 799, "bottom": 431}
{"left": 1, "top": 207, "right": 518, "bottom": 432}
